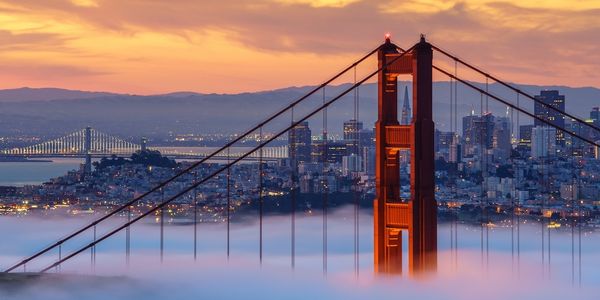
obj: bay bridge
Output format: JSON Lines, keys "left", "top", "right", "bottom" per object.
{"left": 2, "top": 35, "right": 599, "bottom": 283}
{"left": 0, "top": 126, "right": 289, "bottom": 165}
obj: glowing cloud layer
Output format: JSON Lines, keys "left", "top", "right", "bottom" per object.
{"left": 0, "top": 0, "right": 598, "bottom": 93}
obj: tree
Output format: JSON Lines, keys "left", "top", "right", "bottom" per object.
{"left": 94, "top": 150, "right": 177, "bottom": 170}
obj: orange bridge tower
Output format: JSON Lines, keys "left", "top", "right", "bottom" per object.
{"left": 373, "top": 35, "right": 437, "bottom": 275}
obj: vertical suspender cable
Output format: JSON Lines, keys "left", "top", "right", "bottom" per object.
{"left": 485, "top": 77, "right": 489, "bottom": 269}
{"left": 160, "top": 187, "right": 164, "bottom": 264}
{"left": 353, "top": 65, "right": 360, "bottom": 277}
{"left": 454, "top": 60, "right": 459, "bottom": 267}
{"left": 58, "top": 244, "right": 62, "bottom": 272}
{"left": 227, "top": 148, "right": 231, "bottom": 260}
{"left": 126, "top": 204, "right": 131, "bottom": 266}
{"left": 516, "top": 92, "right": 521, "bottom": 277}
{"left": 541, "top": 128, "right": 545, "bottom": 277}
{"left": 290, "top": 108, "right": 296, "bottom": 269}
{"left": 55, "top": 246, "right": 59, "bottom": 273}
{"left": 259, "top": 127, "right": 264, "bottom": 264}
{"left": 577, "top": 126, "right": 582, "bottom": 287}
{"left": 571, "top": 132, "right": 575, "bottom": 286}
{"left": 480, "top": 91, "right": 484, "bottom": 269}
{"left": 510, "top": 97, "right": 515, "bottom": 271}
{"left": 93, "top": 225, "right": 96, "bottom": 270}
{"left": 578, "top": 185, "right": 582, "bottom": 287}
{"left": 323, "top": 87, "right": 328, "bottom": 276}
{"left": 193, "top": 171, "right": 198, "bottom": 261}
{"left": 548, "top": 180, "right": 552, "bottom": 280}
{"left": 449, "top": 68, "right": 455, "bottom": 265}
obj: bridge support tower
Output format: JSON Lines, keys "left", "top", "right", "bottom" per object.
{"left": 84, "top": 126, "right": 92, "bottom": 174}
{"left": 374, "top": 35, "right": 437, "bottom": 275}
{"left": 141, "top": 137, "right": 148, "bottom": 152}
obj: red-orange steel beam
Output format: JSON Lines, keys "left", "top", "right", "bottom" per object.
{"left": 374, "top": 35, "right": 437, "bottom": 275}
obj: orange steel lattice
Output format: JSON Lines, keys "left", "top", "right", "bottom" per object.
{"left": 374, "top": 36, "right": 437, "bottom": 275}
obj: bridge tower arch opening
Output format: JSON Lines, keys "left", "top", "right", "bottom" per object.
{"left": 374, "top": 35, "right": 437, "bottom": 275}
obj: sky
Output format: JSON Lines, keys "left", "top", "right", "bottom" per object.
{"left": 0, "top": 0, "right": 599, "bottom": 94}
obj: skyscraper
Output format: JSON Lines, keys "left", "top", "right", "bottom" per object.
{"left": 288, "top": 121, "right": 312, "bottom": 169}
{"left": 462, "top": 110, "right": 479, "bottom": 156}
{"left": 358, "top": 128, "right": 375, "bottom": 149}
{"left": 493, "top": 116, "right": 511, "bottom": 157}
{"left": 519, "top": 125, "right": 534, "bottom": 147}
{"left": 362, "top": 146, "right": 376, "bottom": 176}
{"left": 534, "top": 90, "right": 566, "bottom": 146}
{"left": 449, "top": 135, "right": 461, "bottom": 163}
{"left": 591, "top": 107, "right": 599, "bottom": 124}
{"left": 531, "top": 126, "right": 557, "bottom": 158}
{"left": 343, "top": 119, "right": 363, "bottom": 140}
{"left": 343, "top": 119, "right": 363, "bottom": 155}
{"left": 311, "top": 140, "right": 347, "bottom": 164}
{"left": 462, "top": 112, "right": 494, "bottom": 156}
{"left": 400, "top": 86, "right": 411, "bottom": 125}
{"left": 342, "top": 154, "right": 362, "bottom": 176}
{"left": 435, "top": 130, "right": 454, "bottom": 160}
{"left": 479, "top": 113, "right": 496, "bottom": 149}
{"left": 591, "top": 107, "right": 599, "bottom": 140}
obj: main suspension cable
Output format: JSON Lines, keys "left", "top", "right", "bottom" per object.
{"left": 431, "top": 44, "right": 600, "bottom": 135}
{"left": 38, "top": 46, "right": 417, "bottom": 273}
{"left": 432, "top": 65, "right": 600, "bottom": 148}
{"left": 4, "top": 44, "right": 382, "bottom": 274}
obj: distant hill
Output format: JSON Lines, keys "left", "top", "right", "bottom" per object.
{"left": 0, "top": 87, "right": 121, "bottom": 102}
{"left": 0, "top": 83, "right": 598, "bottom": 140}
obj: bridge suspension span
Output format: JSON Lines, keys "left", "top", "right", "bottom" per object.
{"left": 0, "top": 127, "right": 289, "bottom": 160}
{"left": 1, "top": 127, "right": 141, "bottom": 156}
{"left": 3, "top": 35, "right": 599, "bottom": 281}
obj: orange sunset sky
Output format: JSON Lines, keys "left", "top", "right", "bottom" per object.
{"left": 0, "top": 0, "right": 599, "bottom": 94}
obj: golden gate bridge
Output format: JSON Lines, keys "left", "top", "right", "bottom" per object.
{"left": 2, "top": 35, "right": 599, "bottom": 282}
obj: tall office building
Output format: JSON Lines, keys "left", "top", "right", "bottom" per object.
{"left": 343, "top": 119, "right": 363, "bottom": 140}
{"left": 400, "top": 86, "right": 411, "bottom": 125}
{"left": 479, "top": 113, "right": 496, "bottom": 149}
{"left": 493, "top": 116, "right": 512, "bottom": 157}
{"left": 311, "top": 139, "right": 347, "bottom": 164}
{"left": 519, "top": 125, "right": 534, "bottom": 147}
{"left": 534, "top": 90, "right": 566, "bottom": 146}
{"left": 288, "top": 121, "right": 312, "bottom": 170}
{"left": 343, "top": 119, "right": 363, "bottom": 155}
{"left": 358, "top": 128, "right": 375, "bottom": 149}
{"left": 342, "top": 154, "right": 362, "bottom": 176}
{"left": 531, "top": 126, "right": 557, "bottom": 158}
{"left": 591, "top": 107, "right": 599, "bottom": 124}
{"left": 435, "top": 130, "right": 454, "bottom": 160}
{"left": 462, "top": 111, "right": 479, "bottom": 156}
{"left": 362, "top": 146, "right": 376, "bottom": 176}
{"left": 591, "top": 107, "right": 599, "bottom": 140}
{"left": 462, "top": 112, "right": 495, "bottom": 156}
{"left": 449, "top": 135, "right": 461, "bottom": 163}
{"left": 567, "top": 118, "right": 596, "bottom": 157}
